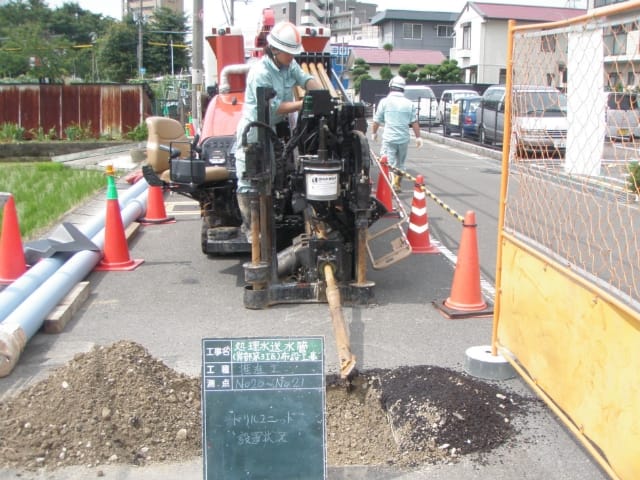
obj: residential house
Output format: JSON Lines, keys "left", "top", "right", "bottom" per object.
{"left": 346, "top": 47, "right": 446, "bottom": 81}
{"left": 450, "top": 2, "right": 585, "bottom": 85}
{"left": 370, "top": 10, "right": 458, "bottom": 58}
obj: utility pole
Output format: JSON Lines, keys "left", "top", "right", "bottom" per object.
{"left": 137, "top": 0, "right": 143, "bottom": 78}
{"left": 191, "top": 0, "right": 204, "bottom": 130}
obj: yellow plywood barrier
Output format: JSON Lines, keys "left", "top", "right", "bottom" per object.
{"left": 496, "top": 235, "right": 639, "bottom": 479}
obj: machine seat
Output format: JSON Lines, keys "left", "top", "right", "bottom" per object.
{"left": 145, "top": 116, "right": 230, "bottom": 184}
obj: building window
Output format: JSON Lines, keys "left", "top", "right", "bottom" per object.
{"left": 402, "top": 23, "right": 423, "bottom": 40}
{"left": 608, "top": 72, "right": 620, "bottom": 89}
{"left": 595, "top": 0, "right": 626, "bottom": 6}
{"left": 540, "top": 36, "right": 556, "bottom": 52}
{"left": 462, "top": 24, "right": 471, "bottom": 49}
{"left": 628, "top": 71, "right": 636, "bottom": 86}
{"left": 603, "top": 25, "right": 627, "bottom": 55}
{"left": 437, "top": 25, "right": 453, "bottom": 37}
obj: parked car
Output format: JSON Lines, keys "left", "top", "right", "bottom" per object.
{"left": 443, "top": 95, "right": 482, "bottom": 138}
{"left": 603, "top": 91, "right": 640, "bottom": 140}
{"left": 403, "top": 85, "right": 438, "bottom": 126}
{"left": 437, "top": 89, "right": 478, "bottom": 125}
{"left": 478, "top": 84, "right": 568, "bottom": 155}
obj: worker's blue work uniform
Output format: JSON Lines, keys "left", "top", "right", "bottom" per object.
{"left": 234, "top": 55, "right": 313, "bottom": 192}
{"left": 373, "top": 92, "right": 418, "bottom": 171}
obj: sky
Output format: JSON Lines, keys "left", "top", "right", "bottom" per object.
{"left": 45, "top": 0, "right": 588, "bottom": 24}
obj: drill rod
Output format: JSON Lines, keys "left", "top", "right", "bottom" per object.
{"left": 324, "top": 263, "right": 356, "bottom": 378}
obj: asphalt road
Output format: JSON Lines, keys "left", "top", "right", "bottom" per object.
{"left": 0, "top": 136, "right": 610, "bottom": 480}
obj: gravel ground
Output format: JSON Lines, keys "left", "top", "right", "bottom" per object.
{"left": 0, "top": 341, "right": 530, "bottom": 475}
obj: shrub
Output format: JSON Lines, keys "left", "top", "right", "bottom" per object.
{"left": 627, "top": 161, "right": 640, "bottom": 194}
{"left": 125, "top": 122, "right": 148, "bottom": 141}
{"left": 30, "top": 126, "right": 58, "bottom": 141}
{"left": 0, "top": 122, "right": 26, "bottom": 142}
{"left": 64, "top": 122, "right": 94, "bottom": 141}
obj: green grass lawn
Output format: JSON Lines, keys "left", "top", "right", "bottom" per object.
{"left": 0, "top": 162, "right": 107, "bottom": 240}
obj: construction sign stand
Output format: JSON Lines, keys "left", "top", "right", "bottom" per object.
{"left": 406, "top": 175, "right": 439, "bottom": 254}
{"left": 95, "top": 167, "right": 143, "bottom": 272}
{"left": 0, "top": 192, "right": 27, "bottom": 284}
{"left": 433, "top": 210, "right": 493, "bottom": 319}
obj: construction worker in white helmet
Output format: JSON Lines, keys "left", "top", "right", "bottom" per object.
{"left": 370, "top": 75, "right": 423, "bottom": 192}
{"left": 234, "top": 21, "right": 322, "bottom": 241}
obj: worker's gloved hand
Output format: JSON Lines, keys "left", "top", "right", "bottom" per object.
{"left": 370, "top": 132, "right": 378, "bottom": 143}
{"left": 415, "top": 137, "right": 424, "bottom": 149}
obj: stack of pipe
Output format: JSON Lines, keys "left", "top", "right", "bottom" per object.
{"left": 0, "top": 178, "right": 150, "bottom": 377}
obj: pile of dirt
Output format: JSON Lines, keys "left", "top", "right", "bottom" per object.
{"left": 0, "top": 341, "right": 528, "bottom": 472}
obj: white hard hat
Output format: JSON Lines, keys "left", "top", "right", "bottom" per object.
{"left": 389, "top": 76, "right": 406, "bottom": 91}
{"left": 267, "top": 21, "right": 303, "bottom": 55}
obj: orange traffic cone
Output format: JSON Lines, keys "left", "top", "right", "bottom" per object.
{"left": 94, "top": 170, "right": 143, "bottom": 271}
{"left": 138, "top": 185, "right": 175, "bottom": 225}
{"left": 0, "top": 193, "right": 27, "bottom": 284}
{"left": 375, "top": 156, "right": 393, "bottom": 214}
{"left": 433, "top": 210, "right": 493, "bottom": 319}
{"left": 406, "top": 175, "right": 439, "bottom": 254}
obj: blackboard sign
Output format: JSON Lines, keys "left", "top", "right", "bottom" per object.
{"left": 202, "top": 337, "right": 326, "bottom": 480}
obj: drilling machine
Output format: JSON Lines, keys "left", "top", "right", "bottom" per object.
{"left": 143, "top": 19, "right": 411, "bottom": 378}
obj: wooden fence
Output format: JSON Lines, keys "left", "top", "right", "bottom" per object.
{"left": 0, "top": 84, "right": 153, "bottom": 139}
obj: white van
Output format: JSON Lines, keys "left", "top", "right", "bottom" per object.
{"left": 403, "top": 85, "right": 438, "bottom": 126}
{"left": 479, "top": 84, "right": 568, "bottom": 155}
{"left": 603, "top": 91, "right": 640, "bottom": 140}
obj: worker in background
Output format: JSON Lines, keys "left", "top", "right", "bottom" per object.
{"left": 370, "top": 76, "right": 423, "bottom": 192}
{"left": 235, "top": 21, "right": 322, "bottom": 240}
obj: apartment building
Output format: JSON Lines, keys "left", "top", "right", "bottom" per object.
{"left": 124, "top": 0, "right": 184, "bottom": 19}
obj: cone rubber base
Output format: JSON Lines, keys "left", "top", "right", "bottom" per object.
{"left": 410, "top": 243, "right": 439, "bottom": 254}
{"left": 138, "top": 216, "right": 176, "bottom": 225}
{"left": 94, "top": 258, "right": 144, "bottom": 272}
{"left": 432, "top": 298, "right": 494, "bottom": 319}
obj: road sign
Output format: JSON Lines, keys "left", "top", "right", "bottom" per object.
{"left": 202, "top": 337, "right": 326, "bottom": 479}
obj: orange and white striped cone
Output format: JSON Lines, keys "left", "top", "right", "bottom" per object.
{"left": 0, "top": 193, "right": 27, "bottom": 284}
{"left": 406, "top": 175, "right": 438, "bottom": 254}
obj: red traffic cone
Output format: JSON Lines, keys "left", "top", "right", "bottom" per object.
{"left": 0, "top": 193, "right": 27, "bottom": 284}
{"left": 95, "top": 171, "right": 143, "bottom": 271}
{"left": 375, "top": 156, "right": 393, "bottom": 214}
{"left": 406, "top": 175, "right": 438, "bottom": 254}
{"left": 138, "top": 185, "right": 175, "bottom": 225}
{"left": 433, "top": 211, "right": 493, "bottom": 319}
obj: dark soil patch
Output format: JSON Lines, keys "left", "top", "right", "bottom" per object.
{"left": 0, "top": 341, "right": 529, "bottom": 473}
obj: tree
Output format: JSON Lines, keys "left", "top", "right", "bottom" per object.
{"left": 351, "top": 58, "right": 371, "bottom": 95}
{"left": 383, "top": 43, "right": 393, "bottom": 67}
{"left": 379, "top": 66, "right": 393, "bottom": 81}
{"left": 419, "top": 59, "right": 462, "bottom": 83}
{"left": 97, "top": 21, "right": 138, "bottom": 82}
{"left": 145, "top": 7, "right": 190, "bottom": 76}
{"left": 0, "top": 0, "right": 114, "bottom": 82}
{"left": 49, "top": 3, "right": 113, "bottom": 81}
{"left": 398, "top": 64, "right": 418, "bottom": 82}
